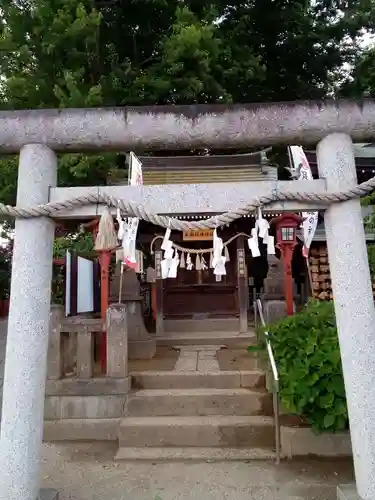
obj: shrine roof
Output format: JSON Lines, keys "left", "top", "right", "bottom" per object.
{"left": 136, "top": 152, "right": 276, "bottom": 185}
{"left": 306, "top": 145, "right": 375, "bottom": 181}
{"left": 137, "top": 153, "right": 267, "bottom": 169}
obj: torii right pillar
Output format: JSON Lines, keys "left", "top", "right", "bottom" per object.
{"left": 317, "top": 133, "right": 375, "bottom": 500}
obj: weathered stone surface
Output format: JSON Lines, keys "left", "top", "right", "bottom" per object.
{"left": 262, "top": 300, "right": 288, "bottom": 324}
{"left": 131, "top": 371, "right": 240, "bottom": 390}
{"left": 111, "top": 272, "right": 156, "bottom": 360}
{"left": 44, "top": 397, "right": 61, "bottom": 420}
{"left": 115, "top": 446, "right": 275, "bottom": 462}
{"left": 38, "top": 489, "right": 59, "bottom": 500}
{"left": 263, "top": 255, "right": 285, "bottom": 301}
{"left": 49, "top": 180, "right": 329, "bottom": 219}
{"left": 43, "top": 418, "right": 121, "bottom": 441}
{"left": 124, "top": 388, "right": 270, "bottom": 417}
{"left": 337, "top": 485, "right": 362, "bottom": 500}
{"left": 106, "top": 304, "right": 129, "bottom": 377}
{"left": 0, "top": 144, "right": 57, "bottom": 500}
{"left": 47, "top": 305, "right": 64, "bottom": 380}
{"left": 118, "top": 415, "right": 275, "bottom": 448}
{"left": 281, "top": 426, "right": 352, "bottom": 459}
{"left": 46, "top": 377, "right": 130, "bottom": 396}
{"left": 130, "top": 370, "right": 265, "bottom": 390}
{"left": 1, "top": 101, "right": 375, "bottom": 153}
{"left": 317, "top": 134, "right": 375, "bottom": 500}
{"left": 59, "top": 395, "right": 125, "bottom": 419}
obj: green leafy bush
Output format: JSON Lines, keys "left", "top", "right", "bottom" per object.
{"left": 265, "top": 300, "right": 348, "bottom": 433}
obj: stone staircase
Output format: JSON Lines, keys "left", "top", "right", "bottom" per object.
{"left": 115, "top": 344, "right": 276, "bottom": 461}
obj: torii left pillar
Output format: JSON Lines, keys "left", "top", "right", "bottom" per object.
{"left": 0, "top": 144, "right": 57, "bottom": 500}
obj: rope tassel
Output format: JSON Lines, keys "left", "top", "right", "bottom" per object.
{"left": 180, "top": 252, "right": 185, "bottom": 268}
{"left": 195, "top": 254, "right": 201, "bottom": 270}
{"left": 224, "top": 245, "right": 230, "bottom": 262}
{"left": 186, "top": 253, "right": 194, "bottom": 270}
{"left": 94, "top": 207, "right": 118, "bottom": 251}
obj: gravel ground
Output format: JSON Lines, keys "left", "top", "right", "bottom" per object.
{"left": 40, "top": 442, "right": 354, "bottom": 500}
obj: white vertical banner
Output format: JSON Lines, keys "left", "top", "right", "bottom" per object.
{"left": 288, "top": 146, "right": 319, "bottom": 258}
{"left": 123, "top": 152, "right": 143, "bottom": 269}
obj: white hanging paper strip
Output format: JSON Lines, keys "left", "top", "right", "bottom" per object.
{"left": 201, "top": 256, "right": 208, "bottom": 271}
{"left": 224, "top": 245, "right": 230, "bottom": 262}
{"left": 135, "top": 249, "right": 144, "bottom": 274}
{"left": 163, "top": 240, "right": 174, "bottom": 259}
{"left": 186, "top": 253, "right": 194, "bottom": 270}
{"left": 248, "top": 237, "right": 261, "bottom": 258}
{"left": 116, "top": 208, "right": 125, "bottom": 241}
{"left": 180, "top": 252, "right": 185, "bottom": 268}
{"left": 209, "top": 251, "right": 214, "bottom": 268}
{"left": 168, "top": 251, "right": 179, "bottom": 278}
{"left": 255, "top": 209, "right": 270, "bottom": 239}
{"left": 161, "top": 227, "right": 171, "bottom": 251}
{"left": 289, "top": 145, "right": 319, "bottom": 257}
{"left": 267, "top": 235, "right": 276, "bottom": 255}
{"left": 123, "top": 217, "right": 139, "bottom": 269}
{"left": 161, "top": 259, "right": 170, "bottom": 279}
{"left": 195, "top": 254, "right": 201, "bottom": 270}
{"left": 213, "top": 256, "right": 227, "bottom": 276}
{"left": 212, "top": 228, "right": 227, "bottom": 276}
{"left": 212, "top": 230, "right": 223, "bottom": 267}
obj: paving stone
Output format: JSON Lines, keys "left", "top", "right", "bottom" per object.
{"left": 38, "top": 488, "right": 59, "bottom": 500}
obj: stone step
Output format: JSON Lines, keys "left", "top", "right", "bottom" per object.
{"left": 156, "top": 330, "right": 256, "bottom": 348}
{"left": 164, "top": 318, "right": 241, "bottom": 333}
{"left": 114, "top": 446, "right": 276, "bottom": 461}
{"left": 118, "top": 415, "right": 275, "bottom": 448}
{"left": 124, "top": 388, "right": 272, "bottom": 417}
{"left": 131, "top": 370, "right": 266, "bottom": 390}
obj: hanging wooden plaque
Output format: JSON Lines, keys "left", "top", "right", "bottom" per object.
{"left": 183, "top": 230, "right": 214, "bottom": 241}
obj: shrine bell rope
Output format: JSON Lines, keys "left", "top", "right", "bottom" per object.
{"left": 150, "top": 233, "right": 250, "bottom": 255}
{"left": 0, "top": 175, "right": 374, "bottom": 229}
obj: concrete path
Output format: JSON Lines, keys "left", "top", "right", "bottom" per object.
{"left": 41, "top": 442, "right": 353, "bottom": 500}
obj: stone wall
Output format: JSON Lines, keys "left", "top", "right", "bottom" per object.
{"left": 44, "top": 304, "right": 130, "bottom": 442}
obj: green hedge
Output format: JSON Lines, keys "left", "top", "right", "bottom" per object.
{"left": 259, "top": 300, "right": 348, "bottom": 433}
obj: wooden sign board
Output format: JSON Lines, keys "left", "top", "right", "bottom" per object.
{"left": 183, "top": 230, "right": 214, "bottom": 241}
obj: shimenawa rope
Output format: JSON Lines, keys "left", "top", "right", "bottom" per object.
{"left": 1, "top": 175, "right": 375, "bottom": 231}
{"left": 150, "top": 233, "right": 251, "bottom": 255}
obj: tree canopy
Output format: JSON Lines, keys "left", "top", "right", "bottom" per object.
{"left": 0, "top": 0, "right": 374, "bottom": 206}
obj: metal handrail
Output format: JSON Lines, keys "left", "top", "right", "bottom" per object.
{"left": 253, "top": 296, "right": 281, "bottom": 464}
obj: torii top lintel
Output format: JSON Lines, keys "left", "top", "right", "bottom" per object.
{"left": 0, "top": 99, "right": 374, "bottom": 153}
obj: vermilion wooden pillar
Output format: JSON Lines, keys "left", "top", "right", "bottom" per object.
{"left": 280, "top": 245, "right": 295, "bottom": 316}
{"left": 271, "top": 213, "right": 303, "bottom": 316}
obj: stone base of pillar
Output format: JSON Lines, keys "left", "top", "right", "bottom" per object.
{"left": 263, "top": 300, "right": 295, "bottom": 324}
{"left": 38, "top": 488, "right": 59, "bottom": 500}
{"left": 337, "top": 485, "right": 361, "bottom": 499}
{"left": 129, "top": 337, "right": 156, "bottom": 360}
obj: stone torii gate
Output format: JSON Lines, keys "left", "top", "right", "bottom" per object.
{"left": 0, "top": 101, "right": 375, "bottom": 500}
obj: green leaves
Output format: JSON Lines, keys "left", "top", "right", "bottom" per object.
{"left": 268, "top": 300, "right": 349, "bottom": 434}
{"left": 0, "top": 0, "right": 373, "bottom": 204}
